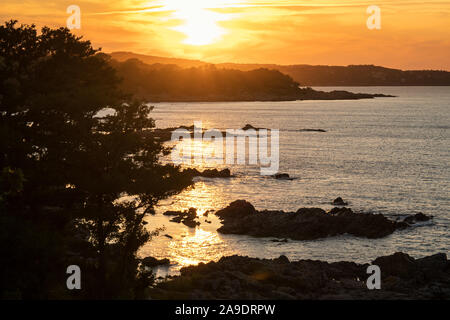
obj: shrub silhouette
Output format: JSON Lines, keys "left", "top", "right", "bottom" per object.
{"left": 0, "top": 20, "right": 192, "bottom": 299}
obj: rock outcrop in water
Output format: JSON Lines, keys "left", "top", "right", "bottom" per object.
{"left": 141, "top": 256, "right": 171, "bottom": 268}
{"left": 183, "top": 168, "right": 231, "bottom": 178}
{"left": 273, "top": 173, "right": 294, "bottom": 180}
{"left": 164, "top": 208, "right": 200, "bottom": 228}
{"left": 149, "top": 252, "right": 450, "bottom": 299}
{"left": 333, "top": 197, "right": 348, "bottom": 206}
{"left": 242, "top": 124, "right": 261, "bottom": 130}
{"left": 215, "top": 200, "right": 432, "bottom": 240}
{"left": 148, "top": 123, "right": 328, "bottom": 146}
{"left": 298, "top": 128, "right": 327, "bottom": 132}
{"left": 402, "top": 212, "right": 432, "bottom": 224}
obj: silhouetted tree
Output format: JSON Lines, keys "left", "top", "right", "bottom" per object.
{"left": 109, "top": 58, "right": 304, "bottom": 101}
{"left": 0, "top": 20, "right": 192, "bottom": 299}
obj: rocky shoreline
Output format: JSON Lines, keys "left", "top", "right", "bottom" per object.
{"left": 146, "top": 200, "right": 442, "bottom": 300}
{"left": 215, "top": 200, "right": 432, "bottom": 240}
{"left": 148, "top": 123, "right": 328, "bottom": 143}
{"left": 159, "top": 199, "right": 433, "bottom": 238}
{"left": 149, "top": 252, "right": 450, "bottom": 299}
{"left": 141, "top": 88, "right": 394, "bottom": 102}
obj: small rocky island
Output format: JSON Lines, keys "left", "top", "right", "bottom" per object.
{"left": 148, "top": 123, "right": 329, "bottom": 144}
{"left": 182, "top": 168, "right": 231, "bottom": 178}
{"left": 215, "top": 200, "right": 432, "bottom": 240}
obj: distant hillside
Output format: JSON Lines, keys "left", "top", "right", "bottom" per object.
{"left": 217, "top": 63, "right": 450, "bottom": 86}
{"left": 110, "top": 52, "right": 208, "bottom": 68}
{"left": 109, "top": 52, "right": 450, "bottom": 86}
{"left": 104, "top": 56, "right": 390, "bottom": 102}
{"left": 275, "top": 65, "right": 450, "bottom": 86}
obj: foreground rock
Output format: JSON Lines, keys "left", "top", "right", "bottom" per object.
{"left": 149, "top": 252, "right": 450, "bottom": 299}
{"left": 141, "top": 256, "right": 170, "bottom": 268}
{"left": 215, "top": 200, "right": 432, "bottom": 240}
{"left": 242, "top": 124, "right": 264, "bottom": 130}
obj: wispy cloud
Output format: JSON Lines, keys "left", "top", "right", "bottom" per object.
{"left": 1, "top": 0, "right": 449, "bottom": 69}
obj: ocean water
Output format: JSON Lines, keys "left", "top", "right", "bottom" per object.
{"left": 140, "top": 87, "right": 450, "bottom": 276}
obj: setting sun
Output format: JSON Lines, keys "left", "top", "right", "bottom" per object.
{"left": 161, "top": 0, "right": 234, "bottom": 45}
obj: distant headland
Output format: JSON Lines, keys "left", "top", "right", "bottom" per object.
{"left": 110, "top": 52, "right": 450, "bottom": 87}
{"left": 101, "top": 53, "right": 394, "bottom": 102}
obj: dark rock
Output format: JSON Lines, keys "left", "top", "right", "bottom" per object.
{"left": 328, "top": 207, "right": 352, "bottom": 215}
{"left": 296, "top": 207, "right": 327, "bottom": 216}
{"left": 414, "top": 212, "right": 431, "bottom": 221}
{"left": 163, "top": 210, "right": 183, "bottom": 216}
{"left": 216, "top": 201, "right": 408, "bottom": 240}
{"left": 142, "top": 256, "right": 170, "bottom": 268}
{"left": 416, "top": 253, "right": 448, "bottom": 273}
{"left": 298, "top": 128, "right": 327, "bottom": 132}
{"left": 164, "top": 234, "right": 173, "bottom": 239}
{"left": 185, "top": 207, "right": 197, "bottom": 220}
{"left": 332, "top": 197, "right": 348, "bottom": 206}
{"left": 403, "top": 212, "right": 433, "bottom": 225}
{"left": 242, "top": 124, "right": 259, "bottom": 130}
{"left": 170, "top": 216, "right": 183, "bottom": 223}
{"left": 183, "top": 168, "right": 231, "bottom": 178}
{"left": 372, "top": 252, "right": 418, "bottom": 279}
{"left": 183, "top": 219, "right": 200, "bottom": 228}
{"left": 215, "top": 200, "right": 256, "bottom": 220}
{"left": 394, "top": 221, "right": 409, "bottom": 229}
{"left": 150, "top": 252, "right": 450, "bottom": 300}
{"left": 271, "top": 238, "right": 288, "bottom": 243}
{"left": 273, "top": 173, "right": 293, "bottom": 180}
{"left": 276, "top": 255, "right": 290, "bottom": 264}
{"left": 165, "top": 208, "right": 200, "bottom": 228}
{"left": 203, "top": 168, "right": 231, "bottom": 178}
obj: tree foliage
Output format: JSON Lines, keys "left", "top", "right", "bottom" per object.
{"left": 109, "top": 57, "right": 303, "bottom": 101}
{"left": 0, "top": 20, "right": 192, "bottom": 299}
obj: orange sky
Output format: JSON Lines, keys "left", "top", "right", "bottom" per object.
{"left": 1, "top": 0, "right": 450, "bottom": 70}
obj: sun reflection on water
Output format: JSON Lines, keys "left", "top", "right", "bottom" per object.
{"left": 160, "top": 181, "right": 229, "bottom": 215}
{"left": 171, "top": 135, "right": 226, "bottom": 169}
{"left": 168, "top": 228, "right": 225, "bottom": 267}
{"left": 141, "top": 180, "right": 233, "bottom": 273}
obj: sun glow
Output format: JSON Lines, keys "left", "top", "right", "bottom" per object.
{"left": 161, "top": 0, "right": 235, "bottom": 46}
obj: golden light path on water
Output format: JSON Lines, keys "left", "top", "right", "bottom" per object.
{"left": 168, "top": 228, "right": 223, "bottom": 266}
{"left": 140, "top": 181, "right": 233, "bottom": 274}
{"left": 140, "top": 124, "right": 276, "bottom": 273}
{"left": 138, "top": 91, "right": 450, "bottom": 278}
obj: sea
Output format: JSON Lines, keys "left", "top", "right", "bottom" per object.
{"left": 139, "top": 86, "right": 450, "bottom": 276}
